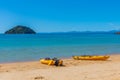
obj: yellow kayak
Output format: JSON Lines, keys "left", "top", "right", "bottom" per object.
{"left": 73, "top": 55, "right": 110, "bottom": 60}
{"left": 40, "top": 58, "right": 63, "bottom": 66}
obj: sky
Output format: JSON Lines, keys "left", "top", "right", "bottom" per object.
{"left": 0, "top": 0, "right": 120, "bottom": 33}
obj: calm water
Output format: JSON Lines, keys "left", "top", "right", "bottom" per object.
{"left": 0, "top": 33, "right": 120, "bottom": 63}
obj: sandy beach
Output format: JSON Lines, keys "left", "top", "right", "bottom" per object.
{"left": 0, "top": 54, "right": 120, "bottom": 80}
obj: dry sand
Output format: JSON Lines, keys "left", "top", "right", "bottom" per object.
{"left": 0, "top": 54, "right": 120, "bottom": 80}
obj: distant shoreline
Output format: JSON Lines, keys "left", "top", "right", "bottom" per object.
{"left": 0, "top": 30, "right": 119, "bottom": 34}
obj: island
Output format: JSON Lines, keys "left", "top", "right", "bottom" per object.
{"left": 115, "top": 32, "right": 120, "bottom": 34}
{"left": 5, "top": 25, "right": 36, "bottom": 34}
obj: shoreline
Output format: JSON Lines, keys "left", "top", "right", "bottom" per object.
{"left": 0, "top": 54, "right": 120, "bottom": 80}
{"left": 0, "top": 53, "right": 120, "bottom": 64}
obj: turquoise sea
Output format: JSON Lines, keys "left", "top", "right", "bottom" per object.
{"left": 0, "top": 33, "right": 120, "bottom": 63}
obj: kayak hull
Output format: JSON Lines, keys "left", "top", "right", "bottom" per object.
{"left": 73, "top": 55, "right": 110, "bottom": 60}
{"left": 40, "top": 59, "right": 54, "bottom": 65}
{"left": 40, "top": 59, "right": 63, "bottom": 66}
